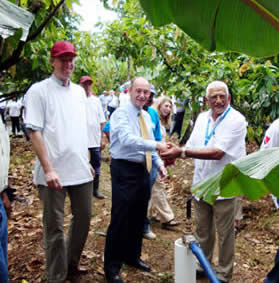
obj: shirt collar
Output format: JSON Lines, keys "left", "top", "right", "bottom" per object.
{"left": 51, "top": 74, "right": 71, "bottom": 87}
{"left": 127, "top": 102, "right": 141, "bottom": 116}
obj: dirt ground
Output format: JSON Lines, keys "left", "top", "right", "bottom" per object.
{"left": 7, "top": 137, "right": 279, "bottom": 282}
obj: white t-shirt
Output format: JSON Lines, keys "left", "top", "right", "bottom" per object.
{"left": 86, "top": 95, "right": 106, "bottom": 148}
{"left": 25, "top": 75, "right": 93, "bottom": 186}
{"left": 186, "top": 106, "right": 247, "bottom": 199}
{"left": 7, "top": 100, "right": 22, "bottom": 117}
{"left": 261, "top": 119, "right": 279, "bottom": 149}
{"left": 119, "top": 92, "right": 130, "bottom": 107}
{"left": 0, "top": 119, "right": 9, "bottom": 192}
{"left": 0, "top": 101, "right": 7, "bottom": 109}
{"left": 108, "top": 95, "right": 119, "bottom": 108}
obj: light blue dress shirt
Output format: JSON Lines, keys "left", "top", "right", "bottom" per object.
{"left": 110, "top": 102, "right": 163, "bottom": 170}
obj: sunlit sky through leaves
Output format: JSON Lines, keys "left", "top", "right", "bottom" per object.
{"left": 74, "top": 0, "right": 117, "bottom": 31}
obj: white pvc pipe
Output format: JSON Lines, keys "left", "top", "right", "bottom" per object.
{"left": 174, "top": 238, "right": 196, "bottom": 283}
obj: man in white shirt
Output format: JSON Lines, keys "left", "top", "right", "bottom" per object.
{"left": 107, "top": 90, "right": 119, "bottom": 118}
{"left": 161, "top": 81, "right": 247, "bottom": 283}
{"left": 25, "top": 41, "right": 94, "bottom": 282}
{"left": 80, "top": 75, "right": 106, "bottom": 199}
{"left": 6, "top": 97, "right": 22, "bottom": 136}
{"left": 261, "top": 119, "right": 279, "bottom": 210}
{"left": 119, "top": 88, "right": 130, "bottom": 107}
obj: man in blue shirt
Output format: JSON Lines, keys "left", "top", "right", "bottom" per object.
{"left": 104, "top": 77, "right": 167, "bottom": 283}
{"left": 142, "top": 85, "right": 161, "bottom": 240}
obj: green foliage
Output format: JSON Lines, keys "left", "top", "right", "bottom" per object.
{"left": 191, "top": 148, "right": 279, "bottom": 204}
{"left": 139, "top": 0, "right": 279, "bottom": 57}
{"left": 2, "top": 0, "right": 279, "bottom": 144}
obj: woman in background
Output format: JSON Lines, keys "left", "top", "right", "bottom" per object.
{"left": 149, "top": 97, "right": 179, "bottom": 228}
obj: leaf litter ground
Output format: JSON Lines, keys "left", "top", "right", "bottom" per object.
{"left": 7, "top": 137, "right": 279, "bottom": 282}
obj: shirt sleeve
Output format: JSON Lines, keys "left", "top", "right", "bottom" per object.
{"left": 98, "top": 101, "right": 106, "bottom": 123}
{"left": 261, "top": 121, "right": 279, "bottom": 149}
{"left": 102, "top": 121, "right": 110, "bottom": 133}
{"left": 111, "top": 108, "right": 157, "bottom": 152}
{"left": 25, "top": 84, "right": 45, "bottom": 131}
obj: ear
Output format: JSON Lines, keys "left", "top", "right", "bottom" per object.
{"left": 49, "top": 57, "right": 55, "bottom": 68}
{"left": 228, "top": 94, "right": 231, "bottom": 103}
{"left": 205, "top": 97, "right": 209, "bottom": 106}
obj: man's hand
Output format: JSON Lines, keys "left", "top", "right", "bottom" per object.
{"left": 1, "top": 191, "right": 11, "bottom": 218}
{"left": 158, "top": 165, "right": 168, "bottom": 181}
{"left": 160, "top": 142, "right": 182, "bottom": 160}
{"left": 45, "top": 170, "right": 62, "bottom": 190}
{"left": 156, "top": 142, "right": 168, "bottom": 153}
{"left": 89, "top": 164, "right": 95, "bottom": 178}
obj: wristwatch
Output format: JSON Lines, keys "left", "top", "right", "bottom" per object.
{"left": 181, "top": 148, "right": 187, "bottom": 159}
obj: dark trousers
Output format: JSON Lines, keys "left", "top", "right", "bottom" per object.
{"left": 10, "top": 116, "right": 20, "bottom": 135}
{"left": 104, "top": 159, "right": 150, "bottom": 276}
{"left": 107, "top": 106, "right": 116, "bottom": 118}
{"left": 21, "top": 123, "right": 30, "bottom": 141}
{"left": 171, "top": 111, "right": 185, "bottom": 138}
{"left": 88, "top": 147, "right": 101, "bottom": 175}
{"left": 265, "top": 248, "right": 279, "bottom": 283}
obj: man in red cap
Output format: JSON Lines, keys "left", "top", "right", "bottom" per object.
{"left": 80, "top": 75, "right": 106, "bottom": 199}
{"left": 25, "top": 41, "right": 94, "bottom": 282}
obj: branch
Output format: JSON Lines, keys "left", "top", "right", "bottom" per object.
{"left": 0, "top": 0, "right": 65, "bottom": 72}
{"left": 27, "top": 0, "right": 65, "bottom": 42}
{"left": 150, "top": 42, "right": 184, "bottom": 79}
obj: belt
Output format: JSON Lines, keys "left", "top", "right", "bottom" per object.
{"left": 112, "top": 159, "right": 146, "bottom": 168}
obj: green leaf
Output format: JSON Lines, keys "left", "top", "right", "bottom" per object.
{"left": 191, "top": 148, "right": 279, "bottom": 204}
{"left": 139, "top": 0, "right": 279, "bottom": 57}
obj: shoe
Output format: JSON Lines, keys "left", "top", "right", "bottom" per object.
{"left": 126, "top": 259, "right": 151, "bottom": 272}
{"left": 144, "top": 230, "right": 156, "bottom": 239}
{"left": 161, "top": 219, "right": 180, "bottom": 229}
{"left": 93, "top": 175, "right": 105, "bottom": 199}
{"left": 196, "top": 269, "right": 207, "bottom": 279}
{"left": 67, "top": 264, "right": 88, "bottom": 278}
{"left": 106, "top": 273, "right": 123, "bottom": 283}
{"left": 93, "top": 190, "right": 105, "bottom": 199}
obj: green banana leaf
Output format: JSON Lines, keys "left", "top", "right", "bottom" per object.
{"left": 139, "top": 0, "right": 279, "bottom": 57}
{"left": 191, "top": 148, "right": 279, "bottom": 205}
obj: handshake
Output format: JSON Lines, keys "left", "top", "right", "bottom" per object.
{"left": 156, "top": 142, "right": 184, "bottom": 161}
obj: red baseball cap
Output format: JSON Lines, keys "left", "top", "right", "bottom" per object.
{"left": 51, "top": 41, "right": 77, "bottom": 57}
{"left": 80, "top": 76, "right": 93, "bottom": 84}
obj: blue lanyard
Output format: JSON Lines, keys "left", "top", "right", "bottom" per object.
{"left": 204, "top": 106, "right": 231, "bottom": 146}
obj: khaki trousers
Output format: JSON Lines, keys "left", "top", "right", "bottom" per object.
{"left": 149, "top": 177, "right": 174, "bottom": 223}
{"left": 194, "top": 198, "right": 235, "bottom": 282}
{"left": 39, "top": 181, "right": 93, "bottom": 283}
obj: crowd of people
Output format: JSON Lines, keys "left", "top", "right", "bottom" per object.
{"left": 0, "top": 40, "right": 278, "bottom": 283}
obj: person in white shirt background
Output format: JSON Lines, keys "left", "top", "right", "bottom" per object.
{"left": 107, "top": 90, "right": 119, "bottom": 118}
{"left": 5, "top": 97, "right": 22, "bottom": 137}
{"left": 80, "top": 75, "right": 106, "bottom": 199}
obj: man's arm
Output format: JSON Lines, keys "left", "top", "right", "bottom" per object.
{"left": 29, "top": 130, "right": 62, "bottom": 190}
{"left": 160, "top": 143, "right": 224, "bottom": 160}
{"left": 1, "top": 191, "right": 11, "bottom": 218}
